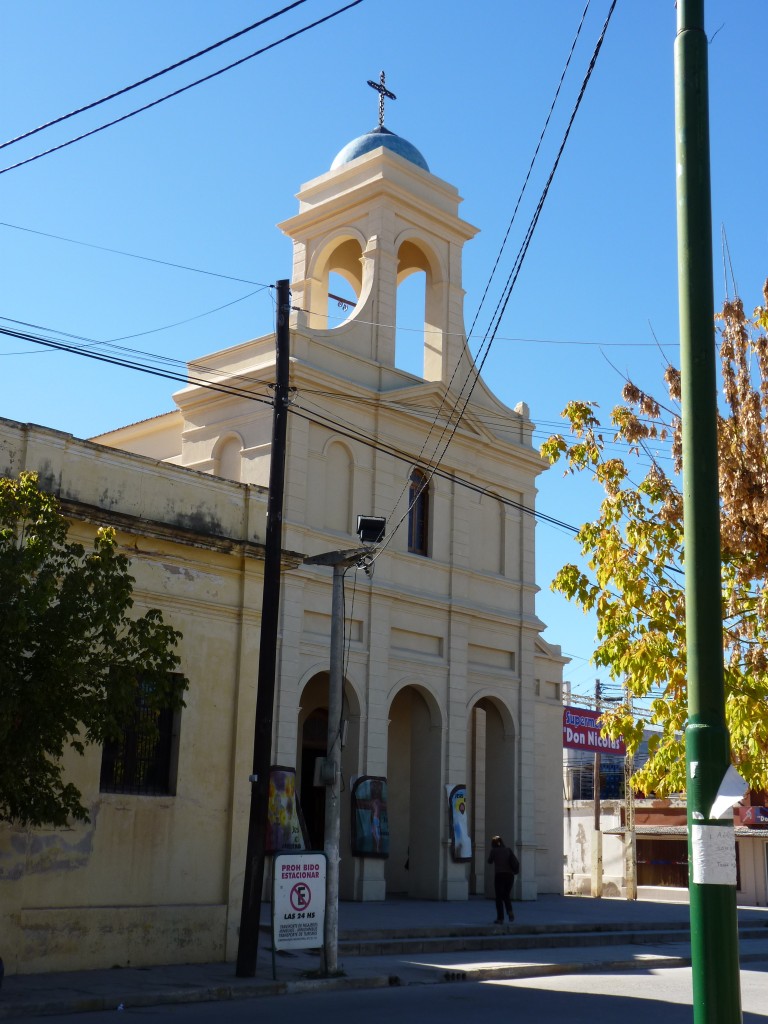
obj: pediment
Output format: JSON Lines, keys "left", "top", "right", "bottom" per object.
{"left": 381, "top": 382, "right": 507, "bottom": 443}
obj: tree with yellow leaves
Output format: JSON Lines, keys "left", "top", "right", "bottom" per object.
{"left": 542, "top": 282, "right": 768, "bottom": 795}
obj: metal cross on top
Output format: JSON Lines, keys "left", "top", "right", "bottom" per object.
{"left": 367, "top": 71, "right": 396, "bottom": 128}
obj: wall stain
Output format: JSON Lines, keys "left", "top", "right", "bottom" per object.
{"left": 171, "top": 507, "right": 224, "bottom": 537}
{"left": 14, "top": 806, "right": 99, "bottom": 876}
{"left": 34, "top": 460, "right": 59, "bottom": 495}
{"left": 162, "top": 564, "right": 197, "bottom": 581}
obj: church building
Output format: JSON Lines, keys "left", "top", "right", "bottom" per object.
{"left": 0, "top": 94, "right": 566, "bottom": 972}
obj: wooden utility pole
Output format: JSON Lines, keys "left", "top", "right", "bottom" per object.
{"left": 236, "top": 279, "right": 291, "bottom": 978}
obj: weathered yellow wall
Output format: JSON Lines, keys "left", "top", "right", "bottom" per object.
{"left": 0, "top": 419, "right": 268, "bottom": 973}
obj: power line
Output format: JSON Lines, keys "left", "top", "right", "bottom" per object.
{"left": 371, "top": 0, "right": 620, "bottom": 559}
{"left": 0, "top": 321, "right": 579, "bottom": 535}
{"left": 0, "top": 0, "right": 366, "bottom": 176}
{"left": 465, "top": 0, "right": 592, "bottom": 347}
{"left": 287, "top": 387, "right": 677, "bottom": 462}
{"left": 480, "top": 0, "right": 619, "bottom": 356}
{"left": 0, "top": 317, "right": 279, "bottom": 395}
{"left": 448, "top": 0, "right": 622, "bottom": 440}
{"left": 0, "top": 284, "right": 269, "bottom": 355}
{"left": 0, "top": 324, "right": 275, "bottom": 400}
{"left": 0, "top": 221, "right": 271, "bottom": 287}
{"left": 1, "top": 223, "right": 677, "bottom": 348}
{"left": 290, "top": 396, "right": 579, "bottom": 532}
{"left": 1, "top": 311, "right": 675, "bottom": 480}
{"left": 0, "top": 322, "right": 279, "bottom": 401}
{"left": 0, "top": 1, "right": 311, "bottom": 152}
{"left": 366, "top": 0, "right": 595, "bottom": 545}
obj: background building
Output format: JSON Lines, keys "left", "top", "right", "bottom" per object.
{"left": 563, "top": 715, "right": 768, "bottom": 905}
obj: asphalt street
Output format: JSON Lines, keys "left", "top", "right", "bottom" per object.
{"left": 25, "top": 964, "right": 768, "bottom": 1023}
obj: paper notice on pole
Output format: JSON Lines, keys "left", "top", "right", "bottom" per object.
{"left": 708, "top": 764, "right": 747, "bottom": 820}
{"left": 691, "top": 824, "right": 737, "bottom": 886}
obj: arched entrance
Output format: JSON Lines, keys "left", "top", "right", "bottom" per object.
{"left": 385, "top": 685, "right": 442, "bottom": 898}
{"left": 296, "top": 672, "right": 361, "bottom": 897}
{"left": 468, "top": 697, "right": 516, "bottom": 896}
{"left": 298, "top": 705, "right": 328, "bottom": 851}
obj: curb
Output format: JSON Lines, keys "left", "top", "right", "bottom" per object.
{"left": 0, "top": 973, "right": 396, "bottom": 1020}
{"left": 3, "top": 948, "right": 768, "bottom": 1018}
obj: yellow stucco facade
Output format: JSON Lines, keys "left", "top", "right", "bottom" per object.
{"left": 0, "top": 419, "right": 279, "bottom": 972}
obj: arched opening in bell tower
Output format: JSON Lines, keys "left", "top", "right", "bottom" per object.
{"left": 395, "top": 238, "right": 443, "bottom": 380}
{"left": 309, "top": 235, "right": 363, "bottom": 330}
{"left": 327, "top": 271, "right": 358, "bottom": 329}
{"left": 395, "top": 270, "right": 426, "bottom": 376}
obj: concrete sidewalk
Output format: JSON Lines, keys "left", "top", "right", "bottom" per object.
{"left": 2, "top": 895, "right": 767, "bottom": 1019}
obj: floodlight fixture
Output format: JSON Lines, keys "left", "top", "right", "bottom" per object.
{"left": 357, "top": 515, "right": 386, "bottom": 545}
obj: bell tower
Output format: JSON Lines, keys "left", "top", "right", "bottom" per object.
{"left": 278, "top": 77, "right": 478, "bottom": 388}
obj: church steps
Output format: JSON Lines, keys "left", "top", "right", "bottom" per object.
{"left": 332, "top": 921, "right": 768, "bottom": 957}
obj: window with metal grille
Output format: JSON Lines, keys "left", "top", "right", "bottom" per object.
{"left": 408, "top": 468, "right": 430, "bottom": 556}
{"left": 100, "top": 680, "right": 181, "bottom": 796}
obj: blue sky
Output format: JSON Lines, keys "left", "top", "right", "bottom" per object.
{"left": 1, "top": 1, "right": 765, "bottom": 696}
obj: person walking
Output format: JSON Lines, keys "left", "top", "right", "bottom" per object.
{"left": 488, "top": 834, "right": 519, "bottom": 923}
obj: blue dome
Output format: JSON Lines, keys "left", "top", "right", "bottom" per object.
{"left": 331, "top": 126, "right": 429, "bottom": 172}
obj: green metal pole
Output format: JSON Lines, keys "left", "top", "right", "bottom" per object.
{"left": 674, "top": 3, "right": 742, "bottom": 1021}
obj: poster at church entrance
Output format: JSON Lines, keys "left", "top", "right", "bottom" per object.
{"left": 272, "top": 852, "right": 326, "bottom": 951}
{"left": 266, "top": 765, "right": 308, "bottom": 852}
{"left": 446, "top": 783, "right": 472, "bottom": 861}
{"left": 351, "top": 775, "right": 389, "bottom": 857}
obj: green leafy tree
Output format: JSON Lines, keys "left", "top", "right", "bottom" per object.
{"left": 542, "top": 282, "right": 768, "bottom": 795}
{"left": 0, "top": 472, "right": 187, "bottom": 827}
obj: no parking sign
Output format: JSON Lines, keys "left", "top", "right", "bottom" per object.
{"left": 272, "top": 852, "right": 327, "bottom": 950}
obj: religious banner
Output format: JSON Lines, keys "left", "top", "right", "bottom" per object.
{"left": 446, "top": 783, "right": 472, "bottom": 862}
{"left": 351, "top": 775, "right": 389, "bottom": 857}
{"left": 562, "top": 706, "right": 626, "bottom": 756}
{"left": 266, "top": 765, "right": 308, "bottom": 852}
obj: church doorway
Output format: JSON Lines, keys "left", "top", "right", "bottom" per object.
{"left": 468, "top": 698, "right": 516, "bottom": 896}
{"left": 296, "top": 672, "right": 361, "bottom": 896}
{"left": 299, "top": 705, "right": 328, "bottom": 851}
{"left": 385, "top": 685, "right": 442, "bottom": 898}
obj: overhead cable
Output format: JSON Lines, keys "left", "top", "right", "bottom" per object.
{"left": 0, "top": 322, "right": 578, "bottom": 534}
{"left": 0, "top": 316, "right": 277, "bottom": 392}
{"left": 1, "top": 222, "right": 675, "bottom": 346}
{"left": 371, "top": 0, "right": 592, "bottom": 552}
{"left": 465, "top": 0, "right": 591, "bottom": 344}
{"left": 0, "top": 221, "right": 270, "bottom": 287}
{"left": 0, "top": 1, "right": 310, "bottom": 152}
{"left": 0, "top": 0, "right": 366, "bottom": 176}
{"left": 0, "top": 283, "right": 269, "bottom": 355}
{"left": 372, "top": 0, "right": 619, "bottom": 559}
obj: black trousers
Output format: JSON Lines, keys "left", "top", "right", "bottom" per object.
{"left": 494, "top": 872, "right": 514, "bottom": 919}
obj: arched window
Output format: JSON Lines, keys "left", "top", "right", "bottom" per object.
{"left": 324, "top": 441, "right": 353, "bottom": 533}
{"left": 214, "top": 435, "right": 242, "bottom": 482}
{"left": 408, "top": 468, "right": 430, "bottom": 556}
